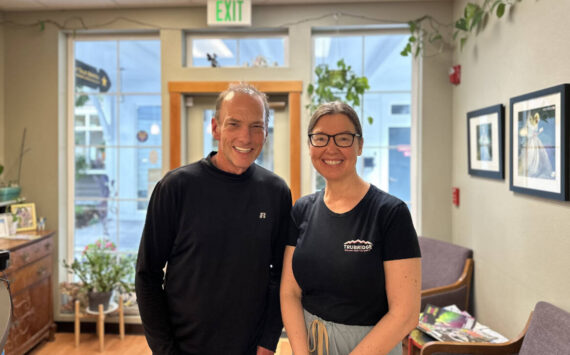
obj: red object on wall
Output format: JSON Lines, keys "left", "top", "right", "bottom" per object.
{"left": 452, "top": 187, "right": 460, "bottom": 206}
{"left": 449, "top": 65, "right": 461, "bottom": 85}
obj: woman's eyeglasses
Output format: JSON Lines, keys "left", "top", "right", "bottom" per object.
{"left": 308, "top": 133, "right": 361, "bottom": 147}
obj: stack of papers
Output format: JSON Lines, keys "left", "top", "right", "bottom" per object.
{"left": 417, "top": 304, "right": 508, "bottom": 343}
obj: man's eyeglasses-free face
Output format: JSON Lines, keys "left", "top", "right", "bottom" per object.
{"left": 308, "top": 133, "right": 361, "bottom": 148}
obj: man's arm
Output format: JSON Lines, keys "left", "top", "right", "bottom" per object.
{"left": 257, "top": 187, "right": 292, "bottom": 352}
{"left": 135, "top": 179, "right": 178, "bottom": 354}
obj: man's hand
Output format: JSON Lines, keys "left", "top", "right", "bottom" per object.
{"left": 256, "top": 346, "right": 275, "bottom": 355}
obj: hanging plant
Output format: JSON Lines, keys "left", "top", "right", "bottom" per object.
{"left": 401, "top": 0, "right": 522, "bottom": 57}
{"left": 307, "top": 59, "right": 373, "bottom": 124}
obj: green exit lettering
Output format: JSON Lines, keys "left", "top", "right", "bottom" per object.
{"left": 216, "top": 0, "right": 244, "bottom": 22}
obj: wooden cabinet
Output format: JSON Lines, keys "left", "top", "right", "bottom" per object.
{"left": 0, "top": 231, "right": 55, "bottom": 355}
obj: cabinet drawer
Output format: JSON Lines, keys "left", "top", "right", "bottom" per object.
{"left": 8, "top": 256, "right": 52, "bottom": 295}
{"left": 5, "top": 278, "right": 52, "bottom": 355}
{"left": 5, "top": 237, "right": 53, "bottom": 273}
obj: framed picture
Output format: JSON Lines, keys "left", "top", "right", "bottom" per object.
{"left": 510, "top": 84, "right": 569, "bottom": 200}
{"left": 10, "top": 203, "right": 37, "bottom": 232}
{"left": 467, "top": 104, "right": 504, "bottom": 179}
{"left": 0, "top": 214, "right": 9, "bottom": 237}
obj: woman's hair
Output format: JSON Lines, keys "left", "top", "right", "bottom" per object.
{"left": 307, "top": 101, "right": 363, "bottom": 137}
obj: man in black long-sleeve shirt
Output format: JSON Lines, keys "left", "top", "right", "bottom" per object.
{"left": 135, "top": 83, "right": 291, "bottom": 355}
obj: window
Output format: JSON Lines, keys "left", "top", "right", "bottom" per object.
{"left": 312, "top": 32, "right": 412, "bottom": 206}
{"left": 186, "top": 33, "right": 288, "bottom": 67}
{"left": 70, "top": 38, "right": 161, "bottom": 268}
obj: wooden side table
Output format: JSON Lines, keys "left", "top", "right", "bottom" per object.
{"left": 74, "top": 295, "right": 125, "bottom": 352}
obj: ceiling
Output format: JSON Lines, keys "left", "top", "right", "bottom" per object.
{"left": 0, "top": 0, "right": 434, "bottom": 12}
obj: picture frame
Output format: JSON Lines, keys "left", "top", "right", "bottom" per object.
{"left": 467, "top": 104, "right": 504, "bottom": 179}
{"left": 510, "top": 84, "right": 569, "bottom": 200}
{"left": 10, "top": 202, "right": 37, "bottom": 232}
{"left": 0, "top": 214, "right": 9, "bottom": 237}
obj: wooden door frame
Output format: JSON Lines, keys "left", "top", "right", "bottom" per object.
{"left": 168, "top": 81, "right": 303, "bottom": 201}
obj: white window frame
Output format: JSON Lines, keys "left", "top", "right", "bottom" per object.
{"left": 185, "top": 30, "right": 289, "bottom": 67}
{"left": 64, "top": 33, "right": 161, "bottom": 284}
{"left": 310, "top": 27, "right": 418, "bottom": 224}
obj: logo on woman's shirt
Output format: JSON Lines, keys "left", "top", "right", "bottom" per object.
{"left": 344, "top": 240, "right": 373, "bottom": 252}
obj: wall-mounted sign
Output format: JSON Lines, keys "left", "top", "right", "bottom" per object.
{"left": 207, "top": 0, "right": 251, "bottom": 27}
{"left": 75, "top": 60, "right": 111, "bottom": 92}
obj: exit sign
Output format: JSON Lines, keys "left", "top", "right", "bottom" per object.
{"left": 207, "top": 0, "right": 252, "bottom": 27}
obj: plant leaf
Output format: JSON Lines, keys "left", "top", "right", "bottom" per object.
{"left": 460, "top": 37, "right": 467, "bottom": 51}
{"left": 496, "top": 3, "right": 505, "bottom": 18}
{"left": 430, "top": 33, "right": 442, "bottom": 42}
{"left": 455, "top": 18, "right": 468, "bottom": 31}
{"left": 464, "top": 3, "right": 480, "bottom": 19}
{"left": 470, "top": 9, "right": 484, "bottom": 31}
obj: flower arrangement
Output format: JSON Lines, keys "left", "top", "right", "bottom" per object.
{"left": 63, "top": 238, "right": 135, "bottom": 294}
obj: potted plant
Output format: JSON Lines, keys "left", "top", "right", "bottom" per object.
{"left": 63, "top": 238, "right": 135, "bottom": 311}
{"left": 0, "top": 128, "right": 28, "bottom": 202}
{"left": 0, "top": 163, "right": 22, "bottom": 203}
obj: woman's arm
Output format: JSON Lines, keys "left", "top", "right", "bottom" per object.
{"left": 350, "top": 257, "right": 422, "bottom": 355}
{"left": 280, "top": 246, "right": 310, "bottom": 355}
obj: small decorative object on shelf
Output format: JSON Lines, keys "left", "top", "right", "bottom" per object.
{"left": 37, "top": 216, "right": 46, "bottom": 231}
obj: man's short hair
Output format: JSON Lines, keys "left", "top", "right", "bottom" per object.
{"left": 214, "top": 83, "right": 270, "bottom": 128}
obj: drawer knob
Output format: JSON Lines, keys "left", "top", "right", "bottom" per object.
{"left": 37, "top": 267, "right": 47, "bottom": 277}
{"left": 22, "top": 253, "right": 31, "bottom": 262}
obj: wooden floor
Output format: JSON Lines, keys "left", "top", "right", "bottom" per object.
{"left": 28, "top": 333, "right": 293, "bottom": 355}
{"left": 29, "top": 333, "right": 152, "bottom": 355}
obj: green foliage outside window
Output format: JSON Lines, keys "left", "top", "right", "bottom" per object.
{"left": 307, "top": 59, "right": 373, "bottom": 124}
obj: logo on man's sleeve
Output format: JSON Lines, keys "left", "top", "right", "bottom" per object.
{"left": 344, "top": 239, "right": 373, "bottom": 252}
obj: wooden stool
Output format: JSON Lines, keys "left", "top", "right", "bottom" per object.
{"left": 74, "top": 294, "right": 125, "bottom": 352}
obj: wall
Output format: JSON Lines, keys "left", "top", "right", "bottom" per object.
{"left": 2, "top": 1, "right": 452, "bottom": 320}
{"left": 451, "top": 0, "right": 570, "bottom": 338}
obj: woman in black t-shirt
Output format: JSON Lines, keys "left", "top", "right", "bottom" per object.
{"left": 280, "top": 101, "right": 421, "bottom": 355}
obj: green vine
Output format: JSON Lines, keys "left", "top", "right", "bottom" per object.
{"left": 307, "top": 59, "right": 373, "bottom": 124}
{"left": 401, "top": 0, "right": 522, "bottom": 57}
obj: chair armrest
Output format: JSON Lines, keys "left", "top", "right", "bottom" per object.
{"left": 420, "top": 340, "right": 521, "bottom": 355}
{"left": 422, "top": 259, "right": 474, "bottom": 297}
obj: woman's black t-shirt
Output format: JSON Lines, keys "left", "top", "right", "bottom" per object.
{"left": 288, "top": 185, "right": 420, "bottom": 326}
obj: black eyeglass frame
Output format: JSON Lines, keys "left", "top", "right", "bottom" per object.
{"left": 308, "top": 132, "right": 362, "bottom": 147}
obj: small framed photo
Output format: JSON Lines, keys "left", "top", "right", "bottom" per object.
{"left": 510, "top": 84, "right": 569, "bottom": 200}
{"left": 467, "top": 104, "right": 504, "bottom": 179}
{"left": 0, "top": 214, "right": 9, "bottom": 237}
{"left": 10, "top": 203, "right": 37, "bottom": 232}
